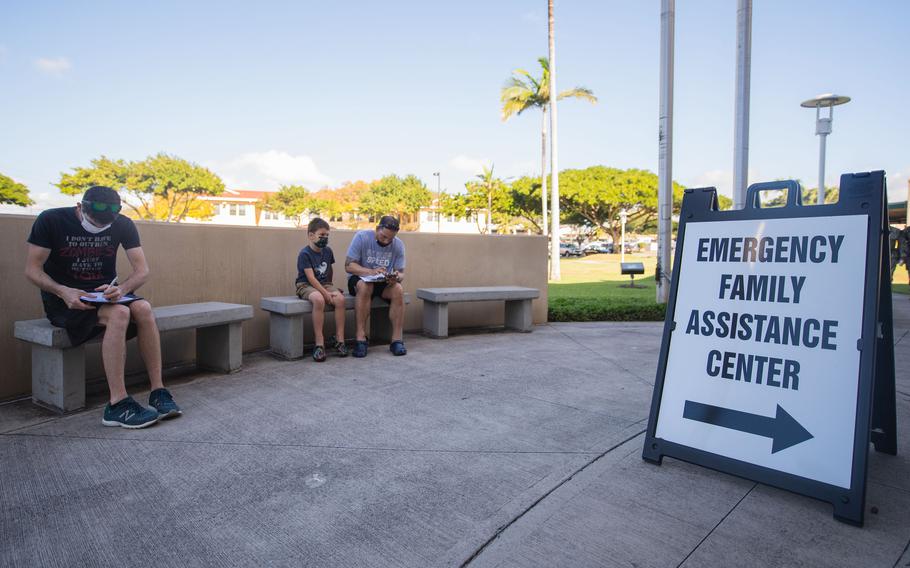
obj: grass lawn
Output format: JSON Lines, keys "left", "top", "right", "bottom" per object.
{"left": 548, "top": 254, "right": 910, "bottom": 322}
{"left": 548, "top": 254, "right": 666, "bottom": 321}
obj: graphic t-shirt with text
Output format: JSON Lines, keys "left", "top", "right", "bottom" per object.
{"left": 27, "top": 207, "right": 141, "bottom": 290}
{"left": 345, "top": 230, "right": 406, "bottom": 275}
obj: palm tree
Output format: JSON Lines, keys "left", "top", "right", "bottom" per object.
{"left": 500, "top": 56, "right": 597, "bottom": 236}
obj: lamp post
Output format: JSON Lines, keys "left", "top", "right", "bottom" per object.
{"left": 620, "top": 209, "right": 628, "bottom": 263}
{"left": 432, "top": 172, "right": 441, "bottom": 232}
{"left": 800, "top": 94, "right": 850, "bottom": 205}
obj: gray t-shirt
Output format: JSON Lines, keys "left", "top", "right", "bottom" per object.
{"left": 346, "top": 230, "right": 406, "bottom": 274}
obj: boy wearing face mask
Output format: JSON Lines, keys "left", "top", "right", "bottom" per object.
{"left": 296, "top": 217, "right": 348, "bottom": 361}
{"left": 344, "top": 215, "right": 407, "bottom": 358}
{"left": 24, "top": 186, "right": 180, "bottom": 428}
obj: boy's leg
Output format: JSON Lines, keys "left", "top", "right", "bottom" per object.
{"left": 354, "top": 280, "right": 374, "bottom": 341}
{"left": 129, "top": 300, "right": 163, "bottom": 391}
{"left": 331, "top": 290, "right": 346, "bottom": 341}
{"left": 308, "top": 291, "right": 326, "bottom": 346}
{"left": 97, "top": 304, "right": 131, "bottom": 404}
{"left": 381, "top": 282, "right": 405, "bottom": 342}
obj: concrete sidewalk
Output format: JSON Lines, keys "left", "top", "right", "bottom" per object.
{"left": 2, "top": 299, "right": 909, "bottom": 567}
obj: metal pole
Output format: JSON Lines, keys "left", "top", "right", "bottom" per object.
{"left": 548, "top": 0, "right": 561, "bottom": 281}
{"left": 620, "top": 210, "right": 627, "bottom": 263}
{"left": 732, "top": 0, "right": 752, "bottom": 209}
{"left": 433, "top": 172, "right": 441, "bottom": 232}
{"left": 817, "top": 132, "right": 827, "bottom": 205}
{"left": 657, "top": 0, "right": 674, "bottom": 304}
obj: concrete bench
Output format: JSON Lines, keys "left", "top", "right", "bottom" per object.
{"left": 14, "top": 302, "right": 254, "bottom": 413}
{"left": 416, "top": 286, "right": 540, "bottom": 338}
{"left": 260, "top": 293, "right": 411, "bottom": 360}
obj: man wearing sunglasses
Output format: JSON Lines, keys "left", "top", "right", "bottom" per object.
{"left": 24, "top": 186, "right": 181, "bottom": 428}
{"left": 345, "top": 215, "right": 407, "bottom": 357}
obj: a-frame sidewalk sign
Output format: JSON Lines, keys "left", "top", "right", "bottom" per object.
{"left": 642, "top": 171, "right": 896, "bottom": 526}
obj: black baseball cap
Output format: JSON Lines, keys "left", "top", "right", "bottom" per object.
{"left": 378, "top": 216, "right": 400, "bottom": 231}
{"left": 82, "top": 186, "right": 121, "bottom": 204}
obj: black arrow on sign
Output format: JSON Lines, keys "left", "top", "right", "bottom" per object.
{"left": 683, "top": 400, "right": 813, "bottom": 454}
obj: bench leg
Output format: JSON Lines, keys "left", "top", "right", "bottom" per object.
{"left": 269, "top": 313, "right": 305, "bottom": 360}
{"left": 504, "top": 299, "right": 533, "bottom": 332}
{"left": 422, "top": 301, "right": 449, "bottom": 339}
{"left": 370, "top": 306, "right": 392, "bottom": 345}
{"left": 196, "top": 322, "right": 243, "bottom": 373}
{"left": 31, "top": 345, "right": 85, "bottom": 413}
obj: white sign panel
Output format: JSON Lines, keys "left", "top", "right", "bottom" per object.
{"left": 655, "top": 215, "right": 868, "bottom": 489}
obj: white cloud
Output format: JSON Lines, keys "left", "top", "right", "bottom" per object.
{"left": 690, "top": 168, "right": 763, "bottom": 199}
{"left": 34, "top": 56, "right": 72, "bottom": 76}
{"left": 209, "top": 150, "right": 333, "bottom": 191}
{"left": 450, "top": 155, "right": 491, "bottom": 176}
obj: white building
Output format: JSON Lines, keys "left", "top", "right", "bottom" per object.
{"left": 188, "top": 189, "right": 300, "bottom": 228}
{"left": 417, "top": 202, "right": 488, "bottom": 234}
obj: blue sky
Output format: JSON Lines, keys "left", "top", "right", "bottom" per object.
{"left": 1, "top": 0, "right": 907, "bottom": 214}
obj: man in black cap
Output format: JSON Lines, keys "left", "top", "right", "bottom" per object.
{"left": 24, "top": 186, "right": 180, "bottom": 428}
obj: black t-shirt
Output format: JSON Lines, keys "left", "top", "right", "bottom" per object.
{"left": 296, "top": 245, "right": 335, "bottom": 285}
{"left": 27, "top": 207, "right": 141, "bottom": 291}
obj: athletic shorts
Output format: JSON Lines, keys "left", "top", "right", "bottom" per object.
{"left": 41, "top": 291, "right": 139, "bottom": 346}
{"left": 347, "top": 275, "right": 388, "bottom": 298}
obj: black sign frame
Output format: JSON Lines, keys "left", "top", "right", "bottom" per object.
{"left": 642, "top": 171, "right": 896, "bottom": 526}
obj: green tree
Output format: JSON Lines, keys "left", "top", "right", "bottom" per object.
{"left": 0, "top": 173, "right": 34, "bottom": 206}
{"left": 359, "top": 174, "right": 432, "bottom": 222}
{"left": 464, "top": 166, "right": 512, "bottom": 234}
{"left": 559, "top": 166, "right": 685, "bottom": 246}
{"left": 262, "top": 185, "right": 311, "bottom": 227}
{"left": 57, "top": 154, "right": 224, "bottom": 222}
{"left": 507, "top": 176, "right": 544, "bottom": 234}
{"left": 762, "top": 184, "right": 839, "bottom": 207}
{"left": 501, "top": 56, "right": 597, "bottom": 235}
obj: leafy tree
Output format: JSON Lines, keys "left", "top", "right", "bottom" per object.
{"left": 501, "top": 56, "right": 597, "bottom": 234}
{"left": 359, "top": 174, "right": 431, "bottom": 221}
{"left": 558, "top": 166, "right": 685, "bottom": 246}
{"left": 761, "top": 184, "right": 839, "bottom": 207}
{"left": 0, "top": 173, "right": 34, "bottom": 206}
{"left": 57, "top": 154, "right": 224, "bottom": 222}
{"left": 262, "top": 185, "right": 311, "bottom": 227}
{"left": 507, "top": 176, "right": 544, "bottom": 234}
{"left": 464, "top": 166, "right": 512, "bottom": 234}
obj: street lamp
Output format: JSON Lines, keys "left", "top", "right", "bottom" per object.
{"left": 620, "top": 209, "right": 628, "bottom": 263}
{"left": 800, "top": 93, "right": 850, "bottom": 205}
{"left": 432, "top": 172, "right": 441, "bottom": 232}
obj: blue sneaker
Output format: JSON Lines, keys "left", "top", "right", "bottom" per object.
{"left": 389, "top": 340, "right": 407, "bottom": 356}
{"left": 102, "top": 396, "right": 160, "bottom": 429}
{"left": 149, "top": 388, "right": 182, "bottom": 419}
{"left": 353, "top": 340, "right": 369, "bottom": 358}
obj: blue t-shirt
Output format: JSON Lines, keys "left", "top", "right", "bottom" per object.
{"left": 345, "top": 230, "right": 406, "bottom": 274}
{"left": 296, "top": 245, "right": 335, "bottom": 285}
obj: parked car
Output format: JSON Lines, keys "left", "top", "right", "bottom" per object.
{"left": 584, "top": 243, "right": 614, "bottom": 254}
{"left": 559, "top": 243, "right": 584, "bottom": 257}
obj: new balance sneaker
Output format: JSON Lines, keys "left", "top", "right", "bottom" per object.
{"left": 102, "top": 396, "right": 160, "bottom": 429}
{"left": 389, "top": 340, "right": 407, "bottom": 356}
{"left": 148, "top": 388, "right": 182, "bottom": 419}
{"left": 312, "top": 345, "right": 327, "bottom": 362}
{"left": 352, "top": 340, "right": 369, "bottom": 358}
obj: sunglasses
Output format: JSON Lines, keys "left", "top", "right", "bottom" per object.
{"left": 379, "top": 223, "right": 399, "bottom": 231}
{"left": 82, "top": 200, "right": 122, "bottom": 214}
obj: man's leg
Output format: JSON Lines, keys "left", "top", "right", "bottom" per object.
{"left": 129, "top": 300, "right": 163, "bottom": 391}
{"left": 97, "top": 304, "right": 131, "bottom": 404}
{"left": 354, "top": 280, "right": 374, "bottom": 341}
{"left": 381, "top": 282, "right": 405, "bottom": 342}
{"left": 308, "top": 291, "right": 326, "bottom": 346}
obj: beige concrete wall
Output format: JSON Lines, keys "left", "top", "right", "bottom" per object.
{"left": 0, "top": 214, "right": 548, "bottom": 400}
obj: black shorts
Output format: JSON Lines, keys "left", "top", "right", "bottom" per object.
{"left": 41, "top": 291, "right": 139, "bottom": 346}
{"left": 347, "top": 275, "right": 388, "bottom": 298}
